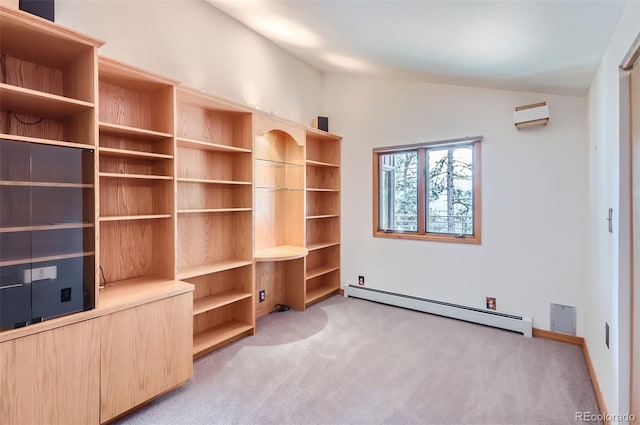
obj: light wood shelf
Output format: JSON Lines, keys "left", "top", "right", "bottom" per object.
{"left": 255, "top": 186, "right": 304, "bottom": 191}
{"left": 193, "top": 320, "right": 254, "bottom": 356}
{"left": 98, "top": 276, "right": 193, "bottom": 311}
{"left": 176, "top": 137, "right": 251, "bottom": 153}
{"left": 255, "top": 245, "right": 308, "bottom": 262}
{"left": 0, "top": 134, "right": 94, "bottom": 150}
{"left": 98, "top": 172, "right": 173, "bottom": 180}
{"left": 176, "top": 178, "right": 251, "bottom": 186}
{"left": 0, "top": 83, "right": 94, "bottom": 118}
{"left": 306, "top": 159, "right": 339, "bottom": 168}
{"left": 0, "top": 180, "right": 93, "bottom": 188}
{"left": 99, "top": 122, "right": 173, "bottom": 140}
{"left": 305, "top": 127, "right": 342, "bottom": 142}
{"left": 306, "top": 284, "right": 340, "bottom": 305}
{"left": 99, "top": 214, "right": 171, "bottom": 222}
{"left": 193, "top": 290, "right": 252, "bottom": 316}
{"left": 306, "top": 214, "right": 340, "bottom": 220}
{"left": 306, "top": 188, "right": 340, "bottom": 192}
{"left": 177, "top": 259, "right": 254, "bottom": 280}
{"left": 177, "top": 208, "right": 251, "bottom": 214}
{"left": 0, "top": 251, "right": 94, "bottom": 267}
{"left": 0, "top": 223, "right": 93, "bottom": 233}
{"left": 306, "top": 265, "right": 340, "bottom": 281}
{"left": 99, "top": 147, "right": 172, "bottom": 160}
{"left": 255, "top": 158, "right": 304, "bottom": 167}
{"left": 307, "top": 241, "right": 340, "bottom": 251}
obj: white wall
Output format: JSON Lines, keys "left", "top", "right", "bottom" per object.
{"left": 324, "top": 74, "right": 589, "bottom": 334}
{"left": 55, "top": 0, "right": 323, "bottom": 124}
{"left": 587, "top": 1, "right": 640, "bottom": 420}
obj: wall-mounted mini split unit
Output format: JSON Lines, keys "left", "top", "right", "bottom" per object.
{"left": 514, "top": 101, "right": 549, "bottom": 129}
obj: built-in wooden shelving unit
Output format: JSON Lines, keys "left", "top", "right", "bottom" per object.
{"left": 305, "top": 129, "right": 341, "bottom": 306}
{"left": 0, "top": 6, "right": 342, "bottom": 422}
{"left": 253, "top": 117, "right": 308, "bottom": 316}
{"left": 96, "top": 57, "right": 177, "bottom": 290}
{"left": 175, "top": 87, "right": 255, "bottom": 358}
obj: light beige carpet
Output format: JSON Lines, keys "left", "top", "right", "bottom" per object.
{"left": 116, "top": 295, "right": 601, "bottom": 425}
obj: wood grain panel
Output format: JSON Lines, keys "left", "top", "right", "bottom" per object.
{"left": 285, "top": 190, "right": 304, "bottom": 247}
{"left": 64, "top": 49, "right": 96, "bottom": 102}
{"left": 305, "top": 244, "right": 339, "bottom": 272}
{"left": 4, "top": 113, "right": 64, "bottom": 140}
{"left": 255, "top": 261, "right": 285, "bottom": 317}
{"left": 306, "top": 216, "right": 340, "bottom": 246}
{"left": 176, "top": 103, "right": 235, "bottom": 145}
{"left": 253, "top": 114, "right": 305, "bottom": 148}
{"left": 284, "top": 257, "right": 305, "bottom": 311}
{"left": 306, "top": 191, "right": 339, "bottom": 217}
{"left": 65, "top": 108, "right": 96, "bottom": 147}
{"left": 0, "top": 320, "right": 100, "bottom": 425}
{"left": 254, "top": 129, "right": 304, "bottom": 250}
{"left": 100, "top": 293, "right": 193, "bottom": 423}
{"left": 177, "top": 211, "right": 252, "bottom": 269}
{"left": 99, "top": 133, "right": 173, "bottom": 155}
{"left": 99, "top": 219, "right": 173, "bottom": 282}
{"left": 177, "top": 181, "right": 251, "bottom": 210}
{"left": 3, "top": 54, "right": 64, "bottom": 96}
{"left": 150, "top": 88, "right": 174, "bottom": 135}
{"left": 306, "top": 166, "right": 339, "bottom": 190}
{"left": 99, "top": 154, "right": 172, "bottom": 177}
{"left": 306, "top": 269, "right": 339, "bottom": 295}
{"left": 255, "top": 259, "right": 305, "bottom": 316}
{"left": 306, "top": 136, "right": 340, "bottom": 165}
{"left": 187, "top": 264, "right": 253, "bottom": 304}
{"left": 193, "top": 298, "right": 252, "bottom": 335}
{"left": 176, "top": 146, "right": 251, "bottom": 182}
{"left": 100, "top": 178, "right": 171, "bottom": 217}
{"left": 99, "top": 81, "right": 154, "bottom": 131}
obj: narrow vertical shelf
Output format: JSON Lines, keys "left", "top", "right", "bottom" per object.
{"left": 175, "top": 87, "right": 255, "bottom": 357}
{"left": 304, "top": 129, "right": 342, "bottom": 307}
{"left": 97, "top": 57, "right": 177, "bottom": 293}
{"left": 253, "top": 116, "right": 308, "bottom": 318}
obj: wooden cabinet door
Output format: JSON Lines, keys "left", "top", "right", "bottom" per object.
{"left": 0, "top": 320, "right": 100, "bottom": 425}
{"left": 99, "top": 293, "right": 193, "bottom": 423}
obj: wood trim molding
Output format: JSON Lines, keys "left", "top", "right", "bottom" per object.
{"left": 582, "top": 342, "right": 610, "bottom": 425}
{"left": 533, "top": 328, "right": 609, "bottom": 423}
{"left": 532, "top": 328, "right": 583, "bottom": 345}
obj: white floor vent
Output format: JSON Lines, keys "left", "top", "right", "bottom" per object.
{"left": 346, "top": 285, "right": 533, "bottom": 337}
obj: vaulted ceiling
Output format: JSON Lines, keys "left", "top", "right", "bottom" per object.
{"left": 208, "top": 0, "right": 627, "bottom": 95}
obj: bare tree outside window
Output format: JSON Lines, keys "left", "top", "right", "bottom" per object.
{"left": 427, "top": 146, "right": 473, "bottom": 235}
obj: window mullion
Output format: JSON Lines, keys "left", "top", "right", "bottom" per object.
{"left": 417, "top": 148, "right": 426, "bottom": 234}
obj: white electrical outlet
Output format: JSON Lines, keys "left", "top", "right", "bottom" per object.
{"left": 23, "top": 265, "right": 57, "bottom": 284}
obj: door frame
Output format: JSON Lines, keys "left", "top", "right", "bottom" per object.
{"left": 622, "top": 34, "right": 640, "bottom": 421}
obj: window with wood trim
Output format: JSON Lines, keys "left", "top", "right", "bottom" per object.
{"left": 373, "top": 137, "right": 482, "bottom": 244}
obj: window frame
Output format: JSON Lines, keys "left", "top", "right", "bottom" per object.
{"left": 372, "top": 137, "right": 482, "bottom": 244}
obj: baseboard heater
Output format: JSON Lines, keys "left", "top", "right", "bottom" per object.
{"left": 346, "top": 285, "right": 532, "bottom": 337}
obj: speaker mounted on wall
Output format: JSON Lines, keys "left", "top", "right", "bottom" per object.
{"left": 19, "top": 0, "right": 55, "bottom": 22}
{"left": 312, "top": 116, "right": 329, "bottom": 132}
